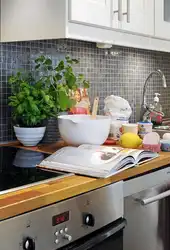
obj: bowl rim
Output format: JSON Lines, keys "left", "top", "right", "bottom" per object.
{"left": 58, "top": 114, "right": 111, "bottom": 120}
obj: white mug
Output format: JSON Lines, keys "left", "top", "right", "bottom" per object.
{"left": 122, "top": 123, "right": 138, "bottom": 134}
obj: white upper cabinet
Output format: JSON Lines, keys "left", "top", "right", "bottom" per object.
{"left": 69, "top": 0, "right": 112, "bottom": 28}
{"left": 1, "top": 0, "right": 67, "bottom": 42}
{"left": 117, "top": 0, "right": 154, "bottom": 36}
{"left": 2, "top": 0, "right": 170, "bottom": 52}
{"left": 155, "top": 0, "right": 170, "bottom": 40}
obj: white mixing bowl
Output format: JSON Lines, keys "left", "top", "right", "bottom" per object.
{"left": 58, "top": 115, "right": 111, "bottom": 146}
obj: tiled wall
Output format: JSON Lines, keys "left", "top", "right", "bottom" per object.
{"left": 1, "top": 39, "right": 170, "bottom": 142}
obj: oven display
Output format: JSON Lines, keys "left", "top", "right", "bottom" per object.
{"left": 52, "top": 211, "right": 69, "bottom": 226}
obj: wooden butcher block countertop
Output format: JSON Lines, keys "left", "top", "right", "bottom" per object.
{"left": 0, "top": 141, "right": 170, "bottom": 220}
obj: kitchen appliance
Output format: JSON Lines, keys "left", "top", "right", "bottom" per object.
{"left": 124, "top": 165, "right": 170, "bottom": 250}
{"left": 0, "top": 179, "right": 125, "bottom": 250}
{"left": 0, "top": 146, "right": 72, "bottom": 194}
{"left": 58, "top": 115, "right": 111, "bottom": 146}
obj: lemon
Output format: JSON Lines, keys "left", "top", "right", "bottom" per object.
{"left": 120, "top": 133, "right": 142, "bottom": 149}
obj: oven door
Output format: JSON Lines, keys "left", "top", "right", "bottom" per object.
{"left": 60, "top": 219, "right": 126, "bottom": 250}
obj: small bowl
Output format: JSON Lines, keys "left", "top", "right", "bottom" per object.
{"left": 160, "top": 139, "right": 170, "bottom": 152}
{"left": 142, "top": 143, "right": 161, "bottom": 152}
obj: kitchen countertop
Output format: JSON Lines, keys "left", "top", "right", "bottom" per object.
{"left": 0, "top": 141, "right": 170, "bottom": 220}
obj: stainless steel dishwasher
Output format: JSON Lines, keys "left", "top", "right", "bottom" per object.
{"left": 124, "top": 166, "right": 170, "bottom": 250}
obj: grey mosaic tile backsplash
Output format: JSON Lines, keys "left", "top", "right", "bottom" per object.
{"left": 1, "top": 39, "right": 170, "bottom": 142}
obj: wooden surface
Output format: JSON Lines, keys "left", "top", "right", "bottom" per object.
{"left": 0, "top": 141, "right": 170, "bottom": 220}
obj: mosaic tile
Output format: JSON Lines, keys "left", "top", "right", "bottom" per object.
{"left": 0, "top": 39, "right": 170, "bottom": 142}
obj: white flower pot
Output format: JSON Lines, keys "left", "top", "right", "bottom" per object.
{"left": 14, "top": 126, "right": 46, "bottom": 146}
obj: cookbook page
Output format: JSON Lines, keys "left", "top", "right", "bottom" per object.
{"left": 40, "top": 146, "right": 130, "bottom": 172}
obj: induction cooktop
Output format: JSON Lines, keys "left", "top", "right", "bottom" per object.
{"left": 0, "top": 146, "right": 72, "bottom": 194}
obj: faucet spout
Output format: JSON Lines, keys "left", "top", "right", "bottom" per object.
{"left": 140, "top": 69, "right": 167, "bottom": 121}
{"left": 157, "top": 69, "right": 167, "bottom": 88}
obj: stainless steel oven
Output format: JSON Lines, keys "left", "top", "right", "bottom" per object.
{"left": 0, "top": 181, "right": 125, "bottom": 250}
{"left": 61, "top": 219, "right": 126, "bottom": 250}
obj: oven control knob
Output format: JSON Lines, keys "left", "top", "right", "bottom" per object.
{"left": 23, "top": 237, "right": 35, "bottom": 250}
{"left": 63, "top": 234, "right": 72, "bottom": 241}
{"left": 83, "top": 213, "right": 95, "bottom": 227}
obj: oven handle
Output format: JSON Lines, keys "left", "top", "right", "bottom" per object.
{"left": 65, "top": 219, "right": 126, "bottom": 250}
{"left": 136, "top": 190, "right": 170, "bottom": 206}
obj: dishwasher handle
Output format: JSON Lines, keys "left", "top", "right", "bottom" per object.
{"left": 136, "top": 189, "right": 170, "bottom": 206}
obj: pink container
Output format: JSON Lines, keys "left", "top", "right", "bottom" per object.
{"left": 69, "top": 107, "right": 88, "bottom": 115}
{"left": 142, "top": 143, "right": 161, "bottom": 153}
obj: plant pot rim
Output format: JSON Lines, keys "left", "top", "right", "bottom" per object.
{"left": 14, "top": 126, "right": 46, "bottom": 129}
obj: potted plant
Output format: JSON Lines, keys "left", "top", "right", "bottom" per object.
{"left": 34, "top": 55, "right": 90, "bottom": 114}
{"left": 8, "top": 72, "right": 55, "bottom": 146}
{"left": 8, "top": 55, "right": 90, "bottom": 146}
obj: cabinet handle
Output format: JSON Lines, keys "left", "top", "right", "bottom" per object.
{"left": 135, "top": 190, "right": 170, "bottom": 206}
{"left": 122, "top": 0, "right": 130, "bottom": 23}
{"left": 118, "top": 0, "right": 123, "bottom": 21}
{"left": 127, "top": 0, "right": 130, "bottom": 23}
{"left": 113, "top": 0, "right": 129, "bottom": 23}
{"left": 113, "top": 0, "right": 123, "bottom": 21}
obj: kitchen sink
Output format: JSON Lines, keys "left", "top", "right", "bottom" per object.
{"left": 152, "top": 118, "right": 170, "bottom": 138}
{"left": 153, "top": 127, "right": 170, "bottom": 138}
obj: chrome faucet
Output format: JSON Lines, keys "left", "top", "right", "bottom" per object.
{"left": 140, "top": 69, "right": 167, "bottom": 121}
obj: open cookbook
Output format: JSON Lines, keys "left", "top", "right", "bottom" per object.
{"left": 38, "top": 145, "right": 158, "bottom": 178}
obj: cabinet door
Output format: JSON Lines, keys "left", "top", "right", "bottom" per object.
{"left": 69, "top": 0, "right": 112, "bottom": 28}
{"left": 155, "top": 0, "right": 170, "bottom": 40}
{"left": 1, "top": 0, "right": 66, "bottom": 42}
{"left": 120, "top": 0, "right": 154, "bottom": 36}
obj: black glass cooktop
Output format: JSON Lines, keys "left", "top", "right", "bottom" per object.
{"left": 0, "top": 146, "right": 67, "bottom": 193}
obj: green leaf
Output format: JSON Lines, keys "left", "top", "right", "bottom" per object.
{"left": 72, "top": 59, "right": 79, "bottom": 64}
{"left": 23, "top": 87, "right": 30, "bottom": 96}
{"left": 31, "top": 103, "right": 39, "bottom": 113}
{"left": 16, "top": 72, "right": 21, "bottom": 78}
{"left": 44, "top": 58, "right": 52, "bottom": 66}
{"left": 32, "top": 89, "right": 39, "bottom": 97}
{"left": 55, "top": 61, "right": 65, "bottom": 71}
{"left": 64, "top": 71, "right": 76, "bottom": 89}
{"left": 35, "top": 64, "right": 40, "bottom": 70}
{"left": 58, "top": 90, "right": 70, "bottom": 111}
{"left": 9, "top": 76, "right": 16, "bottom": 84}
{"left": 44, "top": 95, "right": 50, "bottom": 103}
{"left": 35, "top": 80, "right": 43, "bottom": 89}
{"left": 53, "top": 74, "right": 62, "bottom": 81}
{"left": 78, "top": 74, "right": 84, "bottom": 80}
{"left": 67, "top": 98, "right": 76, "bottom": 109}
{"left": 47, "top": 66, "right": 53, "bottom": 71}
{"left": 17, "top": 92, "right": 25, "bottom": 101}
{"left": 83, "top": 80, "right": 90, "bottom": 89}
{"left": 35, "top": 55, "right": 45, "bottom": 63}
{"left": 17, "top": 104, "right": 24, "bottom": 114}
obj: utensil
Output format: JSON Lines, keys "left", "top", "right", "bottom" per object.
{"left": 91, "top": 97, "right": 99, "bottom": 119}
{"left": 58, "top": 114, "right": 111, "bottom": 146}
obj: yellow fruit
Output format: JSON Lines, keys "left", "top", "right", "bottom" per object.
{"left": 120, "top": 133, "right": 142, "bottom": 149}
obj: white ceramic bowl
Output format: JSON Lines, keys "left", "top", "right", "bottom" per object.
{"left": 58, "top": 115, "right": 111, "bottom": 146}
{"left": 14, "top": 126, "right": 46, "bottom": 146}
